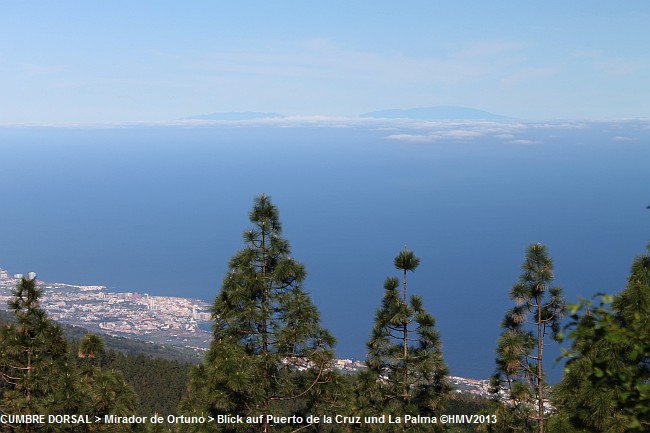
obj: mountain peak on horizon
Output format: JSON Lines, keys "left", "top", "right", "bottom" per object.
{"left": 361, "top": 106, "right": 511, "bottom": 120}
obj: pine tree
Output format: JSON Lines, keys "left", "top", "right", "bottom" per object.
{"left": 490, "top": 244, "right": 564, "bottom": 433}
{"left": 181, "top": 194, "right": 336, "bottom": 433}
{"left": 554, "top": 245, "right": 650, "bottom": 432}
{"left": 78, "top": 334, "right": 105, "bottom": 362}
{"left": 0, "top": 276, "right": 69, "bottom": 431}
{"left": 0, "top": 277, "right": 137, "bottom": 433}
{"left": 356, "top": 248, "right": 449, "bottom": 432}
{"left": 76, "top": 334, "right": 138, "bottom": 433}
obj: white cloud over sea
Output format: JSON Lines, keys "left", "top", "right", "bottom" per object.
{"left": 2, "top": 117, "right": 648, "bottom": 147}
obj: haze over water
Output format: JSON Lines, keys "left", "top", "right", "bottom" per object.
{"left": 1, "top": 119, "right": 648, "bottom": 380}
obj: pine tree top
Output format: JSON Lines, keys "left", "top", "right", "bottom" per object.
{"left": 394, "top": 247, "right": 420, "bottom": 272}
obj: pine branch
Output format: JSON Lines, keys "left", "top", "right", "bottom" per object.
{"left": 270, "top": 357, "right": 329, "bottom": 401}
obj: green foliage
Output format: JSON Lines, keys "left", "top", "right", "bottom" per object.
{"left": 442, "top": 394, "right": 492, "bottom": 433}
{"left": 554, "top": 247, "right": 650, "bottom": 432}
{"left": 78, "top": 333, "right": 105, "bottom": 361}
{"left": 478, "top": 398, "right": 531, "bottom": 433}
{"left": 1, "top": 277, "right": 73, "bottom": 426}
{"left": 181, "top": 194, "right": 339, "bottom": 432}
{"left": 356, "top": 248, "right": 449, "bottom": 432}
{"left": 0, "top": 277, "right": 137, "bottom": 433}
{"left": 2, "top": 308, "right": 194, "bottom": 419}
{"left": 491, "top": 244, "right": 564, "bottom": 433}
{"left": 64, "top": 325, "right": 201, "bottom": 364}
{"left": 394, "top": 249, "right": 420, "bottom": 273}
{"left": 99, "top": 351, "right": 191, "bottom": 417}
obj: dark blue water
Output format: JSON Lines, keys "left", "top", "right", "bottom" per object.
{"left": 1, "top": 121, "right": 649, "bottom": 380}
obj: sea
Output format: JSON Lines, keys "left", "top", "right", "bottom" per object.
{"left": 1, "top": 117, "right": 649, "bottom": 381}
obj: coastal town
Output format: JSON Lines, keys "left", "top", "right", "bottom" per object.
{"left": 0, "top": 267, "right": 213, "bottom": 350}
{"left": 0, "top": 267, "right": 491, "bottom": 396}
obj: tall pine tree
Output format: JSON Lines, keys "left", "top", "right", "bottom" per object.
{"left": 356, "top": 248, "right": 449, "bottom": 432}
{"left": 181, "top": 194, "right": 336, "bottom": 433}
{"left": 0, "top": 276, "right": 70, "bottom": 431}
{"left": 490, "top": 243, "right": 564, "bottom": 433}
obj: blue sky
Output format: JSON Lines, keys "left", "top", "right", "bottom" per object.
{"left": 1, "top": 1, "right": 649, "bottom": 123}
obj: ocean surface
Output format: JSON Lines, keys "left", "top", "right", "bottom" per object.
{"left": 1, "top": 118, "right": 649, "bottom": 380}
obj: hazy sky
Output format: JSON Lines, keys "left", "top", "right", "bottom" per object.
{"left": 2, "top": 1, "right": 649, "bottom": 123}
